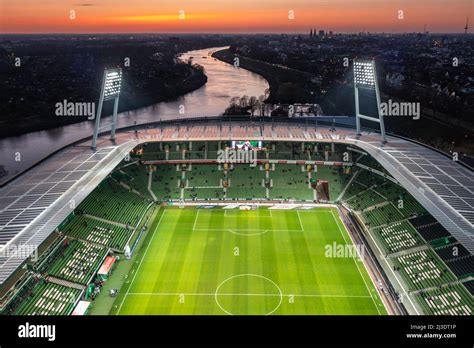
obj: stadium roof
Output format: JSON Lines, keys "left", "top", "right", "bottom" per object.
{"left": 0, "top": 119, "right": 472, "bottom": 284}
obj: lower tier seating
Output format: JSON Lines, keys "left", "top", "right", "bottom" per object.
{"left": 61, "top": 215, "right": 132, "bottom": 250}
{"left": 392, "top": 249, "right": 456, "bottom": 291}
{"left": 415, "top": 284, "right": 472, "bottom": 315}
{"left": 15, "top": 281, "right": 81, "bottom": 315}
{"left": 47, "top": 240, "right": 108, "bottom": 285}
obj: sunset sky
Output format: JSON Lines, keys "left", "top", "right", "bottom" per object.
{"left": 1, "top": 0, "right": 472, "bottom": 34}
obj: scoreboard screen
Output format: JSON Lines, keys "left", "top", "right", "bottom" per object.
{"left": 229, "top": 141, "right": 264, "bottom": 150}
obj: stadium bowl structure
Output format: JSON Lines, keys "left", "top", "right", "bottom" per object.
{"left": 0, "top": 117, "right": 472, "bottom": 316}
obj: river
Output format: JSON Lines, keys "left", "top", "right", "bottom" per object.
{"left": 0, "top": 47, "right": 269, "bottom": 183}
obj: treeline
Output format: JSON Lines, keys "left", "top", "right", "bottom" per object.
{"left": 212, "top": 47, "right": 317, "bottom": 105}
{"left": 0, "top": 36, "right": 226, "bottom": 137}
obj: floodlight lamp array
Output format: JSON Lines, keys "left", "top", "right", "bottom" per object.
{"left": 354, "top": 61, "right": 375, "bottom": 87}
{"left": 104, "top": 70, "right": 122, "bottom": 99}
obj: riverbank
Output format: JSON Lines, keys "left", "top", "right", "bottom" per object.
{"left": 0, "top": 65, "right": 207, "bottom": 139}
{"left": 0, "top": 46, "right": 269, "bottom": 184}
{"left": 212, "top": 48, "right": 314, "bottom": 104}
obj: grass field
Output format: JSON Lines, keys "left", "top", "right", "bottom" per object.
{"left": 113, "top": 207, "right": 386, "bottom": 315}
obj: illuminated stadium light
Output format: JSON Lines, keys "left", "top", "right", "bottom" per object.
{"left": 354, "top": 61, "right": 375, "bottom": 88}
{"left": 103, "top": 70, "right": 122, "bottom": 100}
{"left": 91, "top": 68, "right": 122, "bottom": 149}
{"left": 353, "top": 59, "right": 386, "bottom": 142}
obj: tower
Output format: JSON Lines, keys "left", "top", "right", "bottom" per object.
{"left": 353, "top": 59, "right": 386, "bottom": 142}
{"left": 465, "top": 17, "right": 469, "bottom": 35}
{"left": 91, "top": 68, "right": 122, "bottom": 149}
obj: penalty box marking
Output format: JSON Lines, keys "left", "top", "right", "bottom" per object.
{"left": 224, "top": 209, "right": 273, "bottom": 218}
{"left": 192, "top": 228, "right": 304, "bottom": 235}
{"left": 194, "top": 209, "right": 305, "bottom": 233}
{"left": 295, "top": 209, "right": 333, "bottom": 213}
{"left": 294, "top": 209, "right": 342, "bottom": 232}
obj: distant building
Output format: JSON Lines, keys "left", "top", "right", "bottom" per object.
{"left": 272, "top": 103, "right": 324, "bottom": 117}
{"left": 290, "top": 103, "right": 323, "bottom": 117}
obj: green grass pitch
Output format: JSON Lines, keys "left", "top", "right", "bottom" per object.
{"left": 113, "top": 207, "right": 387, "bottom": 315}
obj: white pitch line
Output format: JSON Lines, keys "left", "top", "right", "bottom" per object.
{"left": 126, "top": 292, "right": 372, "bottom": 298}
{"left": 227, "top": 229, "right": 269, "bottom": 236}
{"left": 295, "top": 210, "right": 305, "bottom": 231}
{"left": 192, "top": 228, "right": 303, "bottom": 232}
{"left": 331, "top": 210, "right": 382, "bottom": 315}
{"left": 223, "top": 210, "right": 272, "bottom": 218}
{"left": 295, "top": 210, "right": 333, "bottom": 213}
{"left": 223, "top": 214, "right": 273, "bottom": 219}
{"left": 192, "top": 209, "right": 200, "bottom": 231}
{"left": 117, "top": 209, "right": 167, "bottom": 315}
{"left": 362, "top": 215, "right": 421, "bottom": 315}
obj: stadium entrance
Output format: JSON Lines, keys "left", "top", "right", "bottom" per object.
{"left": 312, "top": 179, "right": 330, "bottom": 202}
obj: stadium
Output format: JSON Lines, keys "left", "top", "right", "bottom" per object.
{"left": 0, "top": 111, "right": 472, "bottom": 316}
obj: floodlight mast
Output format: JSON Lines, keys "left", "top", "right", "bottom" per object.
{"left": 353, "top": 59, "right": 386, "bottom": 143}
{"left": 91, "top": 68, "right": 122, "bottom": 149}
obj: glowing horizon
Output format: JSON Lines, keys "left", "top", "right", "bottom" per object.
{"left": 1, "top": 0, "right": 472, "bottom": 34}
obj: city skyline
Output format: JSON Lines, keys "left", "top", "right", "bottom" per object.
{"left": 2, "top": 0, "right": 472, "bottom": 34}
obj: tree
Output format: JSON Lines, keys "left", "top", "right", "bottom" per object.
{"left": 258, "top": 95, "right": 266, "bottom": 116}
{"left": 224, "top": 96, "right": 251, "bottom": 116}
{"left": 264, "top": 88, "right": 270, "bottom": 100}
{"left": 248, "top": 96, "right": 259, "bottom": 116}
{"left": 239, "top": 95, "right": 249, "bottom": 108}
{"left": 192, "top": 63, "right": 205, "bottom": 74}
{"left": 264, "top": 103, "right": 273, "bottom": 116}
{"left": 229, "top": 96, "right": 240, "bottom": 107}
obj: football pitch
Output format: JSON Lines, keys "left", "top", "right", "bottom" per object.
{"left": 113, "top": 207, "right": 387, "bottom": 315}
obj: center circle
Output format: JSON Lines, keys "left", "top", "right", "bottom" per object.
{"left": 214, "top": 274, "right": 283, "bottom": 315}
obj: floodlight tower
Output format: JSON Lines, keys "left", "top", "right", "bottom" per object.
{"left": 91, "top": 68, "right": 122, "bottom": 149}
{"left": 353, "top": 59, "right": 386, "bottom": 142}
